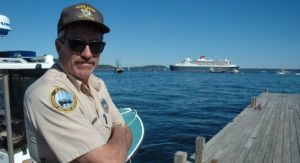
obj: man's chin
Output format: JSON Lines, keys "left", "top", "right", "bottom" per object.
{"left": 74, "top": 71, "right": 93, "bottom": 81}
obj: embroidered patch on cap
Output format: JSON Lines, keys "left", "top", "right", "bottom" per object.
{"left": 76, "top": 4, "right": 96, "bottom": 20}
{"left": 50, "top": 87, "right": 77, "bottom": 112}
{"left": 100, "top": 98, "right": 109, "bottom": 113}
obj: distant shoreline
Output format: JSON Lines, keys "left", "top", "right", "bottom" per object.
{"left": 96, "top": 64, "right": 300, "bottom": 73}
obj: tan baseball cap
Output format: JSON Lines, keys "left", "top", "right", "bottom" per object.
{"left": 57, "top": 3, "right": 110, "bottom": 34}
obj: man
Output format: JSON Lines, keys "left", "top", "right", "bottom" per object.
{"left": 24, "top": 3, "right": 132, "bottom": 163}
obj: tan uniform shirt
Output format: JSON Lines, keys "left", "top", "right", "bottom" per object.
{"left": 24, "top": 63, "right": 124, "bottom": 163}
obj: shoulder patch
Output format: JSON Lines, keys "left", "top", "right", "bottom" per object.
{"left": 50, "top": 87, "right": 78, "bottom": 112}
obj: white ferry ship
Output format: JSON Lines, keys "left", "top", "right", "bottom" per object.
{"left": 170, "top": 55, "right": 239, "bottom": 72}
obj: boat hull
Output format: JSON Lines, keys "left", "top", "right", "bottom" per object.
{"left": 169, "top": 65, "right": 239, "bottom": 72}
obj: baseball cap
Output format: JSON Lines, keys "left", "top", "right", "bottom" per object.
{"left": 57, "top": 3, "right": 110, "bottom": 34}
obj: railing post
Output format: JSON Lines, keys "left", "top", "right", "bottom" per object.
{"left": 264, "top": 87, "right": 269, "bottom": 93}
{"left": 3, "top": 74, "right": 14, "bottom": 163}
{"left": 251, "top": 96, "right": 257, "bottom": 108}
{"left": 174, "top": 151, "right": 187, "bottom": 163}
{"left": 195, "top": 136, "right": 205, "bottom": 163}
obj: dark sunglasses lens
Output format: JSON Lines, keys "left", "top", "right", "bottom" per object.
{"left": 68, "top": 40, "right": 86, "bottom": 52}
{"left": 89, "top": 41, "right": 105, "bottom": 54}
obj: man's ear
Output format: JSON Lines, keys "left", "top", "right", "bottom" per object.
{"left": 55, "top": 39, "right": 62, "bottom": 52}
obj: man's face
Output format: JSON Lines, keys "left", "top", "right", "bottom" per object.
{"left": 56, "top": 24, "right": 103, "bottom": 83}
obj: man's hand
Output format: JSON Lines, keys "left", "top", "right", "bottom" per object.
{"left": 74, "top": 123, "right": 132, "bottom": 163}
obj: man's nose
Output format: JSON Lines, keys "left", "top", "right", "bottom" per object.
{"left": 81, "top": 45, "right": 93, "bottom": 58}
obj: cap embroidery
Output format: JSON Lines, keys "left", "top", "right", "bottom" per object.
{"left": 76, "top": 5, "right": 95, "bottom": 20}
{"left": 50, "top": 87, "right": 78, "bottom": 112}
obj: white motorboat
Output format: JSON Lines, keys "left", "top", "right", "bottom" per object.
{"left": 0, "top": 51, "right": 54, "bottom": 163}
{"left": 276, "top": 69, "right": 290, "bottom": 75}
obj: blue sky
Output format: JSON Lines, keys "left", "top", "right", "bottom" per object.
{"left": 0, "top": 0, "right": 299, "bottom": 68}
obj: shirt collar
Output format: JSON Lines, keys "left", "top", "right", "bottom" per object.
{"left": 56, "top": 62, "right": 101, "bottom": 95}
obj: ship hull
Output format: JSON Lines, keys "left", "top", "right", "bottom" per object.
{"left": 169, "top": 65, "right": 239, "bottom": 72}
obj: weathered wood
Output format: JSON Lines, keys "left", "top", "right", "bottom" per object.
{"left": 272, "top": 103, "right": 285, "bottom": 163}
{"left": 203, "top": 104, "right": 257, "bottom": 162}
{"left": 283, "top": 100, "right": 291, "bottom": 163}
{"left": 195, "top": 136, "right": 205, "bottom": 163}
{"left": 292, "top": 101, "right": 300, "bottom": 163}
{"left": 251, "top": 96, "right": 257, "bottom": 108}
{"left": 223, "top": 104, "right": 266, "bottom": 163}
{"left": 244, "top": 95, "right": 277, "bottom": 163}
{"left": 174, "top": 151, "right": 187, "bottom": 163}
{"left": 191, "top": 93, "right": 300, "bottom": 163}
{"left": 262, "top": 103, "right": 281, "bottom": 163}
{"left": 253, "top": 101, "right": 277, "bottom": 163}
{"left": 264, "top": 87, "right": 269, "bottom": 93}
{"left": 289, "top": 110, "right": 300, "bottom": 163}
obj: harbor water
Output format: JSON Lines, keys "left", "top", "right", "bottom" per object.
{"left": 95, "top": 71, "right": 300, "bottom": 163}
{"left": 1, "top": 71, "right": 300, "bottom": 163}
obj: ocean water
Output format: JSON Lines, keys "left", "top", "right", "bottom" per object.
{"left": 1, "top": 71, "right": 299, "bottom": 163}
{"left": 95, "top": 71, "right": 300, "bottom": 163}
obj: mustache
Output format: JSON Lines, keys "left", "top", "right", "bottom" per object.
{"left": 75, "top": 58, "right": 96, "bottom": 65}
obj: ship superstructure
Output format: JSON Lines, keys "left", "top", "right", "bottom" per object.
{"left": 170, "top": 55, "right": 239, "bottom": 72}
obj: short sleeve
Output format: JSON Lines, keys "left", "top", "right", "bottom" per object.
{"left": 24, "top": 86, "right": 105, "bottom": 163}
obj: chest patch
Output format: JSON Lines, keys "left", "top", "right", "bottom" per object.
{"left": 50, "top": 87, "right": 77, "bottom": 112}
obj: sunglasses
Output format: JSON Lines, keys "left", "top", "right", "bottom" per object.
{"left": 60, "top": 38, "right": 106, "bottom": 54}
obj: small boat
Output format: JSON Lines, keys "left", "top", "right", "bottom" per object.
{"left": 259, "top": 70, "right": 267, "bottom": 73}
{"left": 114, "top": 58, "right": 124, "bottom": 73}
{"left": 276, "top": 69, "right": 290, "bottom": 75}
{"left": 114, "top": 68, "right": 124, "bottom": 73}
{"left": 230, "top": 68, "right": 240, "bottom": 74}
{"left": 209, "top": 67, "right": 225, "bottom": 73}
{"left": 295, "top": 73, "right": 300, "bottom": 76}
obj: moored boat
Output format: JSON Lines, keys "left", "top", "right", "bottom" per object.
{"left": 0, "top": 51, "right": 54, "bottom": 70}
{"left": 276, "top": 69, "right": 290, "bottom": 75}
{"left": 230, "top": 68, "right": 240, "bottom": 74}
{"left": 209, "top": 67, "right": 226, "bottom": 73}
{"left": 114, "top": 58, "right": 124, "bottom": 73}
{"left": 170, "top": 55, "right": 239, "bottom": 72}
{"left": 0, "top": 51, "right": 54, "bottom": 163}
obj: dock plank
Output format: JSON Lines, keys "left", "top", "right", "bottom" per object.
{"left": 262, "top": 103, "right": 281, "bottom": 163}
{"left": 252, "top": 101, "right": 277, "bottom": 163}
{"left": 243, "top": 95, "right": 277, "bottom": 163}
{"left": 283, "top": 97, "right": 291, "bottom": 163}
{"left": 289, "top": 110, "right": 300, "bottom": 163}
{"left": 195, "top": 93, "right": 300, "bottom": 163}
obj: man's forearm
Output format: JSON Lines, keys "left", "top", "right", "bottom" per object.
{"left": 74, "top": 124, "right": 129, "bottom": 163}
{"left": 107, "top": 124, "right": 129, "bottom": 161}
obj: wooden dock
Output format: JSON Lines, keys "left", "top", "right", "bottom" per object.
{"left": 175, "top": 93, "right": 300, "bottom": 163}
